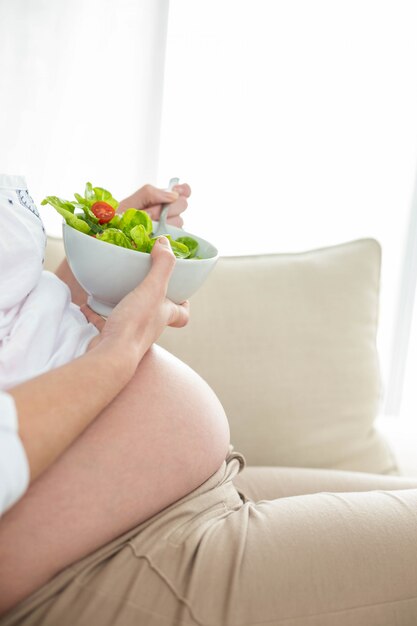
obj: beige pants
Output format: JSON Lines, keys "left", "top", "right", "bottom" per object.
{"left": 3, "top": 446, "right": 417, "bottom": 626}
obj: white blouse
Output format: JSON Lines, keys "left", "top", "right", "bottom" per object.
{"left": 0, "top": 173, "right": 98, "bottom": 513}
{"left": 0, "top": 390, "right": 29, "bottom": 514}
{"left": 0, "top": 174, "right": 98, "bottom": 389}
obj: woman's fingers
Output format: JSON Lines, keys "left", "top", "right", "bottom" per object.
{"left": 118, "top": 183, "right": 190, "bottom": 223}
{"left": 80, "top": 304, "right": 106, "bottom": 331}
{"left": 168, "top": 216, "right": 184, "bottom": 228}
{"left": 118, "top": 184, "right": 179, "bottom": 214}
{"left": 168, "top": 300, "right": 190, "bottom": 328}
{"left": 144, "top": 196, "right": 188, "bottom": 222}
{"left": 173, "top": 183, "right": 191, "bottom": 198}
{"left": 138, "top": 184, "right": 179, "bottom": 207}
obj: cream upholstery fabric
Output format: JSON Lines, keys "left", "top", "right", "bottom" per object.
{"left": 44, "top": 236, "right": 397, "bottom": 474}
{"left": 159, "top": 239, "right": 397, "bottom": 473}
{"left": 44, "top": 237, "right": 65, "bottom": 273}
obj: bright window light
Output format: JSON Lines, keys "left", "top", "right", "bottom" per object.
{"left": 159, "top": 0, "right": 417, "bottom": 414}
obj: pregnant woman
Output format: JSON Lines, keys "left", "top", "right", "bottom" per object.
{"left": 1, "top": 173, "right": 417, "bottom": 626}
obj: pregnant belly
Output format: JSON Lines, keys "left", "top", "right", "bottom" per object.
{"left": 148, "top": 344, "right": 231, "bottom": 468}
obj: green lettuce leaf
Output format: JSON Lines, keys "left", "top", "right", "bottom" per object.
{"left": 175, "top": 236, "right": 199, "bottom": 258}
{"left": 78, "top": 215, "right": 103, "bottom": 234}
{"left": 106, "top": 214, "right": 122, "bottom": 229}
{"left": 119, "top": 208, "right": 153, "bottom": 235}
{"left": 169, "top": 237, "right": 191, "bottom": 258}
{"left": 41, "top": 196, "right": 90, "bottom": 234}
{"left": 149, "top": 235, "right": 191, "bottom": 258}
{"left": 42, "top": 185, "right": 205, "bottom": 259}
{"left": 41, "top": 195, "right": 76, "bottom": 214}
{"left": 130, "top": 224, "right": 151, "bottom": 252}
{"left": 96, "top": 228, "right": 134, "bottom": 249}
{"left": 74, "top": 182, "right": 119, "bottom": 212}
{"left": 73, "top": 193, "right": 100, "bottom": 223}
{"left": 84, "top": 182, "right": 95, "bottom": 204}
{"left": 87, "top": 183, "right": 119, "bottom": 210}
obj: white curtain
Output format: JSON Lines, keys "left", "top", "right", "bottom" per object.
{"left": 0, "top": 0, "right": 169, "bottom": 236}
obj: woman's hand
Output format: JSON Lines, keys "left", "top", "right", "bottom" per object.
{"left": 82, "top": 236, "right": 189, "bottom": 363}
{"left": 117, "top": 183, "right": 191, "bottom": 228}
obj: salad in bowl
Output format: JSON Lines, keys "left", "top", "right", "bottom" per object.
{"left": 42, "top": 183, "right": 219, "bottom": 316}
{"left": 42, "top": 182, "right": 203, "bottom": 260}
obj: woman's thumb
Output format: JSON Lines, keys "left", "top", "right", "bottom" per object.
{"left": 144, "top": 236, "right": 176, "bottom": 294}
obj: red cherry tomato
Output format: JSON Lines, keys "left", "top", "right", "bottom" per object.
{"left": 91, "top": 201, "right": 115, "bottom": 224}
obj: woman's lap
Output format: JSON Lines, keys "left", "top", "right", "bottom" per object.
{"left": 3, "top": 451, "right": 417, "bottom": 626}
{"left": 232, "top": 463, "right": 417, "bottom": 502}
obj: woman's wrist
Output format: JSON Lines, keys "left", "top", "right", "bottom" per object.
{"left": 91, "top": 335, "right": 146, "bottom": 382}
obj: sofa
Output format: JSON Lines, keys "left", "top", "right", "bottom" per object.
{"left": 44, "top": 235, "right": 413, "bottom": 477}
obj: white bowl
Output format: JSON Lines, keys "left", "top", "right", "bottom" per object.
{"left": 63, "top": 222, "right": 219, "bottom": 316}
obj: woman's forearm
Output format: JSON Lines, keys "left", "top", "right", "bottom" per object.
{"left": 8, "top": 340, "right": 139, "bottom": 482}
{"left": 55, "top": 258, "right": 88, "bottom": 306}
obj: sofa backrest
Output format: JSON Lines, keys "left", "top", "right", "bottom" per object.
{"left": 159, "top": 239, "right": 397, "bottom": 473}
{"left": 44, "top": 236, "right": 397, "bottom": 473}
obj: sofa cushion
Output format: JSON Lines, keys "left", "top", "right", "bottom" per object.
{"left": 158, "top": 239, "right": 397, "bottom": 473}
{"left": 44, "top": 236, "right": 65, "bottom": 273}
